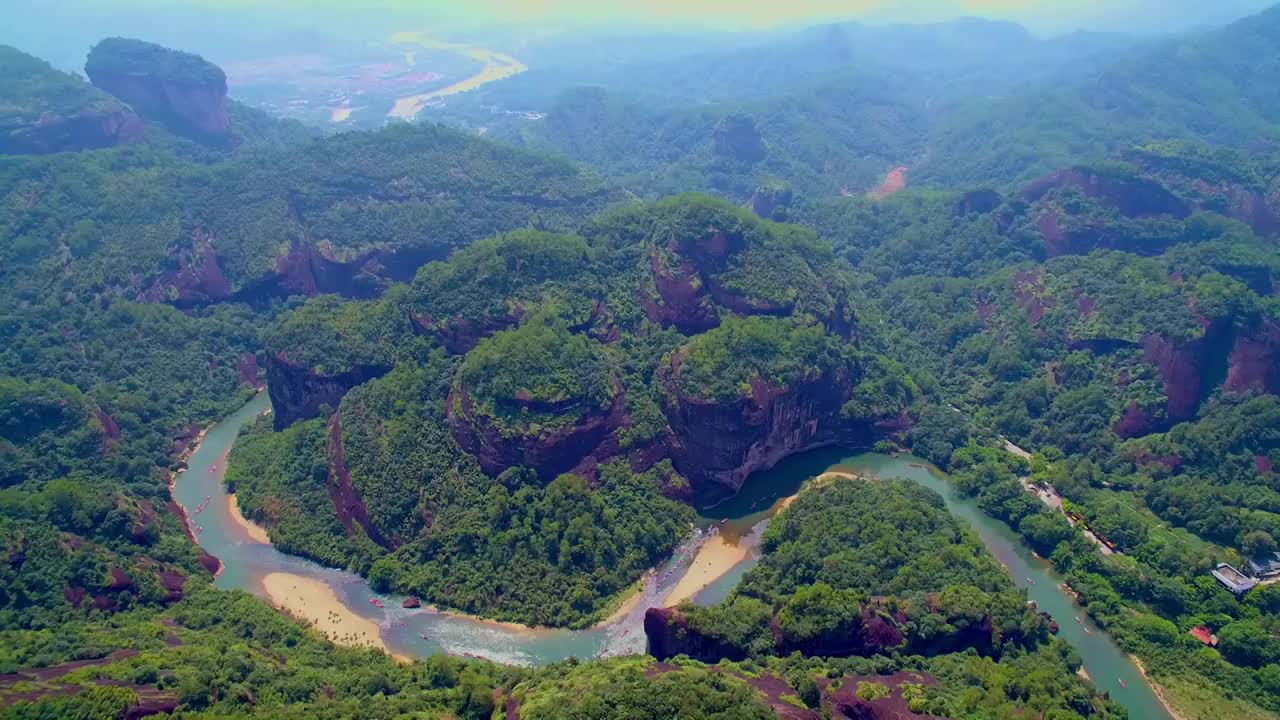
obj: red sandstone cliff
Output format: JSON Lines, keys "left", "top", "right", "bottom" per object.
{"left": 264, "top": 352, "right": 391, "bottom": 430}
{"left": 657, "top": 351, "right": 878, "bottom": 497}
{"left": 446, "top": 383, "right": 628, "bottom": 482}
{"left": 86, "top": 38, "right": 230, "bottom": 142}
{"left": 324, "top": 412, "right": 381, "bottom": 545}
{"left": 0, "top": 107, "right": 145, "bottom": 154}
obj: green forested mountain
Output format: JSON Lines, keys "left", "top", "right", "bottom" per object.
{"left": 918, "top": 5, "right": 1280, "bottom": 187}
{"left": 650, "top": 478, "right": 1124, "bottom": 719}
{"left": 3, "top": 13, "right": 1280, "bottom": 720}
{"left": 495, "top": 74, "right": 926, "bottom": 202}
{"left": 467, "top": 5, "right": 1280, "bottom": 206}
{"left": 239, "top": 195, "right": 914, "bottom": 626}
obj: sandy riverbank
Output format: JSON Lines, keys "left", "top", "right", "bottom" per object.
{"left": 1131, "top": 655, "right": 1188, "bottom": 720}
{"left": 228, "top": 495, "right": 271, "bottom": 544}
{"left": 601, "top": 582, "right": 645, "bottom": 625}
{"left": 661, "top": 471, "right": 862, "bottom": 606}
{"left": 330, "top": 106, "right": 353, "bottom": 122}
{"left": 662, "top": 534, "right": 751, "bottom": 606}
{"left": 261, "top": 572, "right": 411, "bottom": 663}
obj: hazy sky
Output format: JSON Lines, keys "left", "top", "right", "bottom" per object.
{"left": 9, "top": 0, "right": 1276, "bottom": 34}
{"left": 398, "top": 0, "right": 1275, "bottom": 33}
{"left": 1, "top": 0, "right": 1274, "bottom": 70}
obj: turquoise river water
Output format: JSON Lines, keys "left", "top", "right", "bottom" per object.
{"left": 173, "top": 393, "right": 1169, "bottom": 719}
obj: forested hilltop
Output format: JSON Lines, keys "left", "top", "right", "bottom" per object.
{"left": 2, "top": 11, "right": 1280, "bottom": 720}
{"left": 242, "top": 194, "right": 916, "bottom": 626}
{"left": 453, "top": 5, "right": 1280, "bottom": 205}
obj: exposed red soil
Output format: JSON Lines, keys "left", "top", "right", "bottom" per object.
{"left": 869, "top": 166, "right": 908, "bottom": 200}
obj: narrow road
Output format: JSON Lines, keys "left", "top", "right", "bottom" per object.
{"left": 1003, "top": 436, "right": 1114, "bottom": 555}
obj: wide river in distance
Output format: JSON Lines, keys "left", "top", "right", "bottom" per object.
{"left": 174, "top": 393, "right": 1168, "bottom": 719}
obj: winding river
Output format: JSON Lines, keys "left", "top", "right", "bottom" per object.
{"left": 174, "top": 393, "right": 1169, "bottom": 718}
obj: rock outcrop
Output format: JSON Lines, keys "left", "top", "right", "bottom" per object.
{"left": 137, "top": 229, "right": 232, "bottom": 304}
{"left": 955, "top": 188, "right": 1003, "bottom": 215}
{"left": 713, "top": 114, "right": 766, "bottom": 163}
{"left": 0, "top": 107, "right": 145, "bottom": 155}
{"left": 85, "top": 37, "right": 231, "bottom": 142}
{"left": 641, "top": 243, "right": 724, "bottom": 333}
{"left": 413, "top": 311, "right": 524, "bottom": 355}
{"left": 324, "top": 413, "right": 381, "bottom": 545}
{"left": 639, "top": 218, "right": 848, "bottom": 335}
{"left": 147, "top": 233, "right": 441, "bottom": 308}
{"left": 1126, "top": 147, "right": 1280, "bottom": 237}
{"left": 1022, "top": 167, "right": 1191, "bottom": 257}
{"left": 643, "top": 607, "right": 752, "bottom": 663}
{"left": 658, "top": 353, "right": 874, "bottom": 497}
{"left": 265, "top": 352, "right": 391, "bottom": 430}
{"left": 645, "top": 596, "right": 1033, "bottom": 664}
{"left": 1225, "top": 319, "right": 1280, "bottom": 396}
{"left": 749, "top": 184, "right": 794, "bottom": 221}
{"left": 447, "top": 383, "right": 627, "bottom": 482}
{"left": 1022, "top": 167, "right": 1191, "bottom": 219}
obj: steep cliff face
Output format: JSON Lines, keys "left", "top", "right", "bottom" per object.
{"left": 1022, "top": 167, "right": 1192, "bottom": 257}
{"left": 0, "top": 108, "right": 145, "bottom": 154}
{"left": 1225, "top": 319, "right": 1280, "bottom": 396}
{"left": 137, "top": 229, "right": 232, "bottom": 304}
{"left": 414, "top": 313, "right": 520, "bottom": 355}
{"left": 1141, "top": 333, "right": 1206, "bottom": 423}
{"left": 447, "top": 384, "right": 627, "bottom": 481}
{"left": 641, "top": 244, "right": 723, "bottom": 333}
{"left": 643, "top": 607, "right": 752, "bottom": 663}
{"left": 1125, "top": 147, "right": 1280, "bottom": 237}
{"left": 955, "top": 188, "right": 1003, "bottom": 215}
{"left": 749, "top": 184, "right": 794, "bottom": 221}
{"left": 639, "top": 216, "right": 849, "bottom": 336}
{"left": 1022, "top": 167, "right": 1191, "bottom": 219}
{"left": 265, "top": 352, "right": 391, "bottom": 430}
{"left": 659, "top": 352, "right": 868, "bottom": 497}
{"left": 324, "top": 413, "right": 381, "bottom": 545}
{"left": 85, "top": 37, "right": 230, "bottom": 143}
{"left": 644, "top": 598, "right": 1025, "bottom": 664}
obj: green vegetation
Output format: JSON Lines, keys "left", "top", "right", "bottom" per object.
{"left": 918, "top": 7, "right": 1280, "bottom": 187}
{"left": 0, "top": 44, "right": 126, "bottom": 120}
{"left": 1, "top": 584, "right": 794, "bottom": 719}
{"left": 241, "top": 192, "right": 909, "bottom": 626}
{"left": 408, "top": 230, "right": 602, "bottom": 331}
{"left": 668, "top": 478, "right": 1121, "bottom": 719}
{"left": 231, "top": 357, "right": 695, "bottom": 627}
{"left": 458, "top": 321, "right": 617, "bottom": 426}
{"left": 0, "top": 119, "right": 615, "bottom": 310}
{"left": 946, "top": 446, "right": 1280, "bottom": 716}
{"left": 512, "top": 656, "right": 774, "bottom": 720}
{"left": 673, "top": 316, "right": 843, "bottom": 402}
{"left": 743, "top": 479, "right": 1012, "bottom": 599}
{"left": 5, "top": 16, "right": 1280, "bottom": 719}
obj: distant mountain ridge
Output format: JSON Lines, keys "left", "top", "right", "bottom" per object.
{"left": 463, "top": 7, "right": 1280, "bottom": 203}
{"left": 917, "top": 2, "right": 1280, "bottom": 187}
